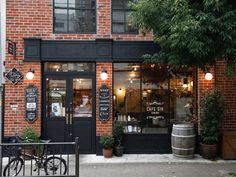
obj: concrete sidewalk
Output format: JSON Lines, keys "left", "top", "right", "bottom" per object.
{"left": 79, "top": 154, "right": 236, "bottom": 164}
{"left": 79, "top": 155, "right": 236, "bottom": 177}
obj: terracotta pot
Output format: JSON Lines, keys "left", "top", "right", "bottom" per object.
{"left": 200, "top": 143, "right": 217, "bottom": 160}
{"left": 102, "top": 148, "right": 113, "bottom": 158}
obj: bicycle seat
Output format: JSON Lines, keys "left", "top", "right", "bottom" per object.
{"left": 40, "top": 139, "right": 51, "bottom": 143}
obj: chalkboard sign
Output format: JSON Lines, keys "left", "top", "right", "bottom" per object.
{"left": 25, "top": 85, "right": 38, "bottom": 123}
{"left": 98, "top": 85, "right": 110, "bottom": 121}
{"left": 5, "top": 68, "right": 23, "bottom": 85}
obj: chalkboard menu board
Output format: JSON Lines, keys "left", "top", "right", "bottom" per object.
{"left": 5, "top": 68, "right": 23, "bottom": 85}
{"left": 25, "top": 85, "right": 38, "bottom": 123}
{"left": 98, "top": 85, "right": 110, "bottom": 121}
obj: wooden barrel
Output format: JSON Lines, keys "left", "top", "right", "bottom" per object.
{"left": 171, "top": 123, "right": 195, "bottom": 158}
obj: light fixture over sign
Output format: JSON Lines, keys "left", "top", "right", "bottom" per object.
{"left": 26, "top": 68, "right": 34, "bottom": 80}
{"left": 100, "top": 69, "right": 108, "bottom": 80}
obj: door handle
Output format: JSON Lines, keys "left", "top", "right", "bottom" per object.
{"left": 70, "top": 116, "right": 73, "bottom": 125}
{"left": 66, "top": 114, "right": 68, "bottom": 125}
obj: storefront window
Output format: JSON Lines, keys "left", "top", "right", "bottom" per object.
{"left": 113, "top": 63, "right": 194, "bottom": 134}
{"left": 44, "top": 62, "right": 95, "bottom": 72}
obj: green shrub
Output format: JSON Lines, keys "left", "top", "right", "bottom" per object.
{"left": 112, "top": 122, "right": 124, "bottom": 147}
{"left": 99, "top": 135, "right": 114, "bottom": 149}
{"left": 200, "top": 91, "right": 224, "bottom": 144}
{"left": 21, "top": 126, "right": 40, "bottom": 143}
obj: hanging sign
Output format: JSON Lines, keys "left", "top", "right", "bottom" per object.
{"left": 7, "top": 39, "right": 16, "bottom": 59}
{"left": 25, "top": 85, "right": 38, "bottom": 123}
{"left": 5, "top": 68, "right": 23, "bottom": 85}
{"left": 98, "top": 85, "right": 110, "bottom": 121}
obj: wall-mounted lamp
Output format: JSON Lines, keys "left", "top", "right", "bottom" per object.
{"left": 118, "top": 88, "right": 123, "bottom": 94}
{"left": 204, "top": 67, "right": 213, "bottom": 80}
{"left": 182, "top": 78, "right": 188, "bottom": 88}
{"left": 100, "top": 69, "right": 108, "bottom": 80}
{"left": 26, "top": 68, "right": 34, "bottom": 80}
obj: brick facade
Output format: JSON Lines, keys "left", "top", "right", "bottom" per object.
{"left": 5, "top": 0, "right": 152, "bottom": 136}
{"left": 4, "top": 0, "right": 236, "bottom": 146}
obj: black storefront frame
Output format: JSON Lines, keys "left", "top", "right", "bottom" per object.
{"left": 24, "top": 38, "right": 177, "bottom": 154}
{"left": 42, "top": 65, "right": 96, "bottom": 154}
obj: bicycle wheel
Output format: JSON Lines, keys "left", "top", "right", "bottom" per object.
{"left": 44, "top": 156, "right": 67, "bottom": 175}
{"left": 3, "top": 158, "right": 23, "bottom": 176}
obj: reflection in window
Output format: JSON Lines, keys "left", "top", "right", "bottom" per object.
{"left": 46, "top": 79, "right": 66, "bottom": 117}
{"left": 113, "top": 63, "right": 194, "bottom": 134}
{"left": 54, "top": 0, "right": 96, "bottom": 33}
{"left": 73, "top": 79, "right": 92, "bottom": 117}
{"left": 112, "top": 0, "right": 138, "bottom": 34}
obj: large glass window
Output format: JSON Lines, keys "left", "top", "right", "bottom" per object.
{"left": 113, "top": 63, "right": 194, "bottom": 134}
{"left": 54, "top": 0, "right": 96, "bottom": 33}
{"left": 112, "top": 0, "right": 138, "bottom": 34}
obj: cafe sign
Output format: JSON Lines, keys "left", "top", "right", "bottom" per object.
{"left": 98, "top": 85, "right": 110, "bottom": 121}
{"left": 146, "top": 101, "right": 165, "bottom": 119}
{"left": 25, "top": 85, "right": 38, "bottom": 123}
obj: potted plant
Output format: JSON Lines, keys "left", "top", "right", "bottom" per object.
{"left": 20, "top": 126, "right": 40, "bottom": 159}
{"left": 112, "top": 122, "right": 124, "bottom": 156}
{"left": 99, "top": 135, "right": 115, "bottom": 158}
{"left": 200, "top": 90, "right": 224, "bottom": 160}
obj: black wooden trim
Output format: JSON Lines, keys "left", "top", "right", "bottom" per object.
{"left": 24, "top": 38, "right": 41, "bottom": 62}
{"left": 24, "top": 38, "right": 159, "bottom": 62}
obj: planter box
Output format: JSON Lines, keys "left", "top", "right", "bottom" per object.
{"left": 221, "top": 131, "right": 236, "bottom": 160}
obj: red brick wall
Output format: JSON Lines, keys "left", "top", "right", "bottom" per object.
{"left": 4, "top": 62, "right": 41, "bottom": 136}
{"left": 198, "top": 61, "right": 236, "bottom": 133}
{"left": 5, "top": 0, "right": 152, "bottom": 136}
{"left": 96, "top": 62, "right": 113, "bottom": 136}
{"left": 215, "top": 60, "right": 236, "bottom": 131}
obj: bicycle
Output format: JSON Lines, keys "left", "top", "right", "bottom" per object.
{"left": 3, "top": 133, "right": 67, "bottom": 176}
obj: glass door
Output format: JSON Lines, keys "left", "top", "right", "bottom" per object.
{"left": 44, "top": 76, "right": 95, "bottom": 153}
{"left": 70, "top": 78, "right": 94, "bottom": 152}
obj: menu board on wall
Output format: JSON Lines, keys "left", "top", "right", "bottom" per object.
{"left": 25, "top": 85, "right": 38, "bottom": 123}
{"left": 98, "top": 85, "right": 110, "bottom": 121}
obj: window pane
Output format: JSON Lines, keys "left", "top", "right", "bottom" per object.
{"left": 112, "top": 1, "right": 138, "bottom": 34}
{"left": 44, "top": 62, "right": 95, "bottom": 72}
{"left": 55, "top": 0, "right": 67, "bottom": 8}
{"left": 54, "top": 9, "right": 68, "bottom": 32}
{"left": 69, "top": 0, "right": 96, "bottom": 9}
{"left": 114, "top": 63, "right": 141, "bottom": 133}
{"left": 112, "top": 0, "right": 124, "bottom": 9}
{"left": 113, "top": 11, "right": 125, "bottom": 22}
{"left": 169, "top": 66, "right": 193, "bottom": 123}
{"left": 113, "top": 24, "right": 125, "bottom": 33}
{"left": 46, "top": 79, "right": 66, "bottom": 118}
{"left": 73, "top": 79, "right": 93, "bottom": 117}
{"left": 69, "top": 9, "right": 96, "bottom": 33}
{"left": 125, "top": 11, "right": 137, "bottom": 33}
{"left": 141, "top": 64, "right": 169, "bottom": 134}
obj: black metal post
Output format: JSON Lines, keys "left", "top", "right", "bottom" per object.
{"left": 75, "top": 137, "right": 79, "bottom": 177}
